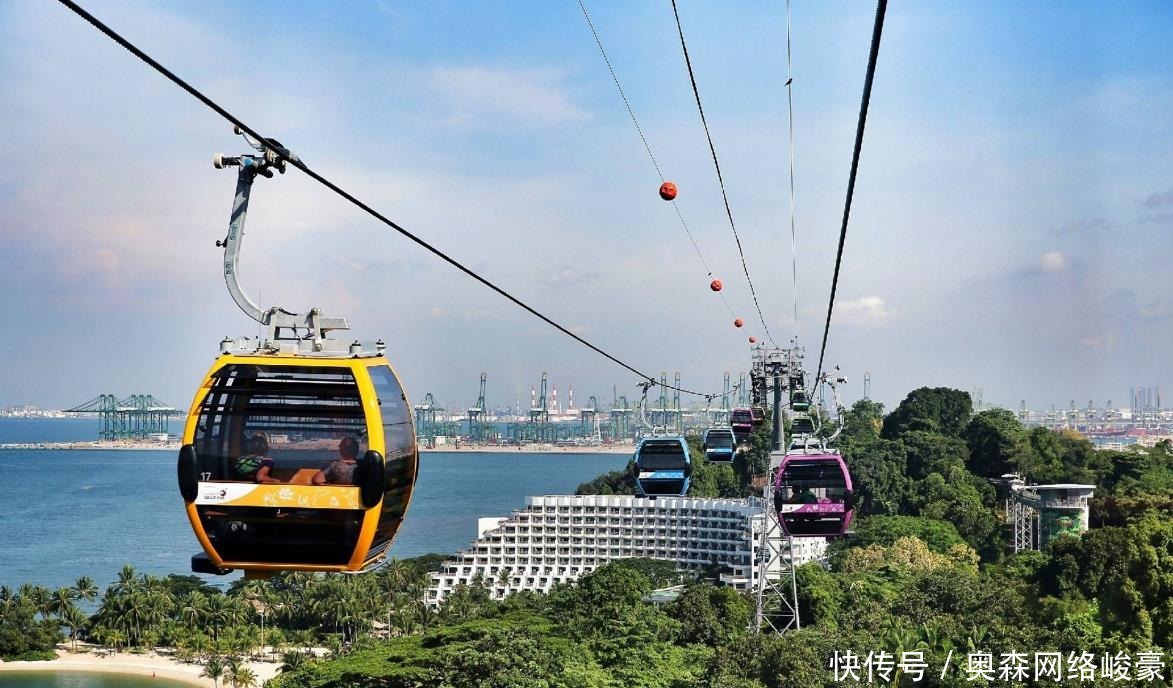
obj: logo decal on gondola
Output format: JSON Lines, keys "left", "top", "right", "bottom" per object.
{"left": 195, "top": 482, "right": 363, "bottom": 509}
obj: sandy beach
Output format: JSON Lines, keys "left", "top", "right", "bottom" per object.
{"left": 0, "top": 647, "right": 280, "bottom": 687}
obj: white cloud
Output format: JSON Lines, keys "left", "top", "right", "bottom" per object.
{"left": 1040, "top": 251, "right": 1067, "bottom": 273}
{"left": 1140, "top": 303, "right": 1169, "bottom": 318}
{"left": 538, "top": 266, "right": 598, "bottom": 287}
{"left": 1079, "top": 333, "right": 1118, "bottom": 351}
{"left": 835, "top": 296, "right": 893, "bottom": 327}
{"left": 430, "top": 67, "right": 588, "bottom": 125}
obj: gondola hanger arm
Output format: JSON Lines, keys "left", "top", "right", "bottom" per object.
{"left": 214, "top": 128, "right": 350, "bottom": 353}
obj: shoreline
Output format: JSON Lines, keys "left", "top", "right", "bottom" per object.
{"left": 0, "top": 441, "right": 633, "bottom": 455}
{"left": 0, "top": 647, "right": 279, "bottom": 687}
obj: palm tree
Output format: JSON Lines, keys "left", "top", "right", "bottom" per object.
{"left": 391, "top": 606, "right": 419, "bottom": 636}
{"left": 181, "top": 591, "right": 210, "bottom": 628}
{"left": 51, "top": 587, "right": 77, "bottom": 617}
{"left": 105, "top": 627, "right": 128, "bottom": 653}
{"left": 191, "top": 631, "right": 214, "bottom": 659}
{"left": 287, "top": 629, "right": 315, "bottom": 653}
{"left": 122, "top": 590, "right": 149, "bottom": 646}
{"left": 379, "top": 559, "right": 413, "bottom": 595}
{"left": 21, "top": 584, "right": 53, "bottom": 619}
{"left": 224, "top": 656, "right": 243, "bottom": 685}
{"left": 112, "top": 564, "right": 140, "bottom": 596}
{"left": 73, "top": 576, "right": 98, "bottom": 604}
{"left": 141, "top": 589, "right": 172, "bottom": 648}
{"left": 235, "top": 579, "right": 273, "bottom": 657}
{"left": 205, "top": 594, "right": 238, "bottom": 645}
{"left": 200, "top": 655, "right": 225, "bottom": 688}
{"left": 278, "top": 650, "right": 309, "bottom": 673}
{"left": 62, "top": 603, "right": 87, "bottom": 652}
{"left": 229, "top": 665, "right": 258, "bottom": 688}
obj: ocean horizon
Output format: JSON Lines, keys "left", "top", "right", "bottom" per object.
{"left": 0, "top": 418, "right": 629, "bottom": 591}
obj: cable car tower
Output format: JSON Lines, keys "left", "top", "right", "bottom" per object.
{"left": 753, "top": 345, "right": 802, "bottom": 634}
{"left": 753, "top": 345, "right": 849, "bottom": 634}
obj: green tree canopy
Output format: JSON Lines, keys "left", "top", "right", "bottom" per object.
{"left": 881, "top": 387, "right": 973, "bottom": 440}
{"left": 963, "top": 408, "right": 1027, "bottom": 477}
{"left": 832, "top": 515, "right": 966, "bottom": 557}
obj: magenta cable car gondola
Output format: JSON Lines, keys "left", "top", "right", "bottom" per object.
{"left": 730, "top": 407, "right": 754, "bottom": 442}
{"left": 773, "top": 452, "right": 855, "bottom": 537}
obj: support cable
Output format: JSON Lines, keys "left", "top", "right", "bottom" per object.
{"left": 784, "top": 0, "right": 799, "bottom": 339}
{"left": 55, "top": 0, "right": 720, "bottom": 398}
{"left": 814, "top": 0, "right": 888, "bottom": 383}
{"left": 670, "top": 0, "right": 778, "bottom": 347}
{"left": 576, "top": 0, "right": 738, "bottom": 321}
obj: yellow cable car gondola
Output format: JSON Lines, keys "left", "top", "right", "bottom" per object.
{"left": 178, "top": 131, "right": 417, "bottom": 577}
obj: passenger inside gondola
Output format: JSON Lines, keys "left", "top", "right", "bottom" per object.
{"left": 774, "top": 454, "right": 855, "bottom": 537}
{"left": 313, "top": 437, "right": 360, "bottom": 485}
{"left": 233, "top": 432, "right": 283, "bottom": 484}
{"left": 793, "top": 485, "right": 818, "bottom": 503}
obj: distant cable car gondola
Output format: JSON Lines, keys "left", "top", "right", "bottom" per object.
{"left": 734, "top": 318, "right": 743, "bottom": 328}
{"left": 179, "top": 132, "right": 418, "bottom": 577}
{"left": 659, "top": 181, "right": 678, "bottom": 200}
{"left": 703, "top": 427, "right": 735, "bottom": 462}
{"left": 790, "top": 413, "right": 816, "bottom": 437}
{"left": 772, "top": 452, "right": 854, "bottom": 537}
{"left": 750, "top": 406, "right": 766, "bottom": 428}
{"left": 730, "top": 407, "right": 754, "bottom": 443}
{"left": 710, "top": 279, "right": 723, "bottom": 292}
{"left": 632, "top": 385, "right": 690, "bottom": 497}
{"left": 633, "top": 436, "right": 691, "bottom": 496}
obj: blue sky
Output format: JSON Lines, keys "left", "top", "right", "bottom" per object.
{"left": 1, "top": 1, "right": 1170, "bottom": 414}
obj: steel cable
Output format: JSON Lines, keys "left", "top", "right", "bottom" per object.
{"left": 814, "top": 0, "right": 888, "bottom": 383}
{"left": 670, "top": 0, "right": 779, "bottom": 347}
{"left": 576, "top": 0, "right": 739, "bottom": 321}
{"left": 55, "top": 0, "right": 723, "bottom": 398}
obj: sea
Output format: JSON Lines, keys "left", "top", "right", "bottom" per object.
{"left": 0, "top": 418, "right": 629, "bottom": 592}
{"left": 0, "top": 673, "right": 191, "bottom": 688}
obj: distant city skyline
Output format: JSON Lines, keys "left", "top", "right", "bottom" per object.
{"left": 1, "top": 1, "right": 1171, "bottom": 411}
{"left": 6, "top": 380, "right": 1169, "bottom": 420}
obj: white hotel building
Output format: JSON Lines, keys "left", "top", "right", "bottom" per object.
{"left": 427, "top": 494, "right": 827, "bottom": 605}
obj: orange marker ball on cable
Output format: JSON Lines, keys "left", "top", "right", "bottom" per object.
{"left": 659, "top": 181, "right": 678, "bottom": 201}
{"left": 749, "top": 336, "right": 757, "bottom": 344}
{"left": 710, "top": 279, "right": 723, "bottom": 292}
{"left": 734, "top": 318, "right": 744, "bottom": 328}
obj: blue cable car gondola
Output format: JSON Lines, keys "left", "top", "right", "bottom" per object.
{"left": 634, "top": 436, "right": 691, "bottom": 497}
{"left": 772, "top": 452, "right": 855, "bottom": 537}
{"left": 703, "top": 427, "right": 735, "bottom": 463}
